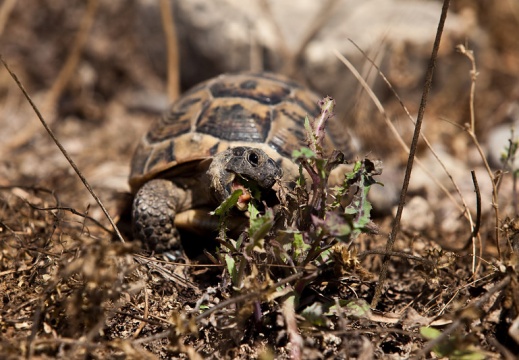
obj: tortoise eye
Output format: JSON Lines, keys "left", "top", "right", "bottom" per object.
{"left": 248, "top": 151, "right": 260, "bottom": 167}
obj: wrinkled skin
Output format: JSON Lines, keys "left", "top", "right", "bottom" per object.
{"left": 132, "top": 146, "right": 282, "bottom": 254}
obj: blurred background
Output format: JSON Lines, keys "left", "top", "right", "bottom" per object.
{"left": 0, "top": 0, "right": 517, "bottom": 227}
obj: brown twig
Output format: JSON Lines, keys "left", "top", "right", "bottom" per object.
{"left": 0, "top": 56, "right": 126, "bottom": 245}
{"left": 358, "top": 249, "right": 437, "bottom": 270}
{"left": 413, "top": 274, "right": 511, "bottom": 359}
{"left": 116, "top": 309, "right": 166, "bottom": 328}
{"left": 1, "top": 184, "right": 114, "bottom": 236}
{"left": 195, "top": 271, "right": 305, "bottom": 322}
{"left": 457, "top": 43, "right": 502, "bottom": 259}
{"left": 333, "top": 50, "right": 472, "bottom": 237}
{"left": 344, "top": 40, "right": 475, "bottom": 231}
{"left": 283, "top": 294, "right": 303, "bottom": 360}
{"left": 160, "top": 0, "right": 181, "bottom": 101}
{"left": 133, "top": 288, "right": 150, "bottom": 338}
{"left": 466, "top": 170, "right": 483, "bottom": 275}
{"left": 132, "top": 255, "right": 198, "bottom": 289}
{"left": 45, "top": 0, "right": 99, "bottom": 112}
{"left": 0, "top": 0, "right": 16, "bottom": 36}
{"left": 371, "top": 0, "right": 451, "bottom": 309}
{"left": 5, "top": 0, "right": 99, "bottom": 151}
{"left": 129, "top": 271, "right": 307, "bottom": 349}
{"left": 24, "top": 203, "right": 113, "bottom": 234}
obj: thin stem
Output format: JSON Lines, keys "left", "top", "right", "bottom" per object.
{"left": 371, "top": 0, "right": 451, "bottom": 309}
{"left": 0, "top": 56, "right": 126, "bottom": 245}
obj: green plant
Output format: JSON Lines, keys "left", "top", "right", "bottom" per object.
{"left": 212, "top": 96, "right": 381, "bottom": 312}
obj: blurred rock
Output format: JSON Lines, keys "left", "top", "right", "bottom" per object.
{"left": 396, "top": 196, "right": 434, "bottom": 232}
{"left": 487, "top": 101, "right": 519, "bottom": 170}
{"left": 368, "top": 159, "right": 402, "bottom": 214}
{"left": 156, "top": 0, "right": 484, "bottom": 115}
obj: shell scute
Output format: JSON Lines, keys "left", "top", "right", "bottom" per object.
{"left": 146, "top": 88, "right": 209, "bottom": 143}
{"left": 196, "top": 98, "right": 271, "bottom": 143}
{"left": 209, "top": 75, "right": 291, "bottom": 105}
{"left": 129, "top": 72, "right": 333, "bottom": 192}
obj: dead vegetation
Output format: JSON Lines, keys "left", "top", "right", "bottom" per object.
{"left": 1, "top": 0, "right": 519, "bottom": 359}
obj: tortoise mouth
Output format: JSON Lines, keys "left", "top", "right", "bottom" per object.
{"left": 231, "top": 179, "right": 252, "bottom": 211}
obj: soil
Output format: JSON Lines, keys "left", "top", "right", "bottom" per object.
{"left": 1, "top": 1, "right": 518, "bottom": 359}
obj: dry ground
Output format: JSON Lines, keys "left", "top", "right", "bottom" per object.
{"left": 1, "top": 1, "right": 519, "bottom": 359}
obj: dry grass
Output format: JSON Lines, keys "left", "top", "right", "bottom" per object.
{"left": 1, "top": 1, "right": 519, "bottom": 359}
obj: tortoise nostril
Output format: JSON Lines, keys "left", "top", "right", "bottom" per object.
{"left": 248, "top": 151, "right": 260, "bottom": 167}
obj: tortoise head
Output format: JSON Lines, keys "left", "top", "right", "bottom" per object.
{"left": 208, "top": 146, "right": 283, "bottom": 207}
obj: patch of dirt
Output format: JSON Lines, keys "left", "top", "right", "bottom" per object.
{"left": 1, "top": 1, "right": 518, "bottom": 359}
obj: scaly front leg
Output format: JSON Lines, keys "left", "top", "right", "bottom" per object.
{"left": 132, "top": 179, "right": 185, "bottom": 255}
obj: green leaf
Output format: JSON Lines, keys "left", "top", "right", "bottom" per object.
{"left": 452, "top": 352, "right": 486, "bottom": 360}
{"left": 248, "top": 203, "right": 274, "bottom": 242}
{"left": 210, "top": 189, "right": 242, "bottom": 216}
{"left": 292, "top": 232, "right": 310, "bottom": 259}
{"left": 326, "top": 299, "right": 371, "bottom": 319}
{"left": 224, "top": 253, "right": 238, "bottom": 285}
{"left": 248, "top": 199, "right": 260, "bottom": 220}
{"left": 313, "top": 247, "right": 333, "bottom": 266}
{"left": 303, "top": 115, "right": 318, "bottom": 151}
{"left": 292, "top": 147, "right": 316, "bottom": 161}
{"left": 420, "top": 327, "right": 487, "bottom": 360}
{"left": 420, "top": 326, "right": 442, "bottom": 340}
{"left": 300, "top": 302, "right": 332, "bottom": 327}
{"left": 312, "top": 212, "right": 353, "bottom": 242}
{"left": 339, "top": 159, "right": 381, "bottom": 238}
{"left": 344, "top": 299, "right": 371, "bottom": 318}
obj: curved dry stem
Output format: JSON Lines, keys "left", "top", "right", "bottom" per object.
{"left": 366, "top": 0, "right": 450, "bottom": 309}
{"left": 334, "top": 50, "right": 476, "bottom": 238}
{"left": 414, "top": 274, "right": 511, "bottom": 359}
{"left": 4, "top": 0, "right": 99, "bottom": 151}
{"left": 195, "top": 271, "right": 304, "bottom": 322}
{"left": 343, "top": 42, "right": 474, "bottom": 224}
{"left": 0, "top": 0, "right": 16, "bottom": 36}
{"left": 0, "top": 56, "right": 126, "bottom": 246}
{"left": 340, "top": 41, "right": 481, "bottom": 270}
{"left": 457, "top": 44, "right": 502, "bottom": 259}
{"left": 160, "top": 0, "right": 181, "bottom": 101}
{"left": 468, "top": 170, "right": 483, "bottom": 276}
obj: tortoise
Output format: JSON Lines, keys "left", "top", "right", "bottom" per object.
{"left": 130, "top": 72, "right": 351, "bottom": 254}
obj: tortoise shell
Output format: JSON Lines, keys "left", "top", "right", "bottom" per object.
{"left": 129, "top": 72, "right": 340, "bottom": 193}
